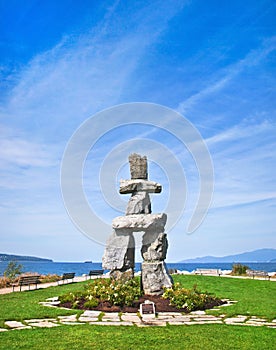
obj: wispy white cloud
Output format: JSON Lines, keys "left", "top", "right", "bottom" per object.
{"left": 205, "top": 119, "right": 273, "bottom": 147}
{"left": 205, "top": 118, "right": 276, "bottom": 211}
{"left": 0, "top": 2, "right": 185, "bottom": 188}
{"left": 0, "top": 135, "right": 54, "bottom": 168}
{"left": 177, "top": 36, "right": 276, "bottom": 115}
{"left": 1, "top": 2, "right": 185, "bottom": 142}
{"left": 0, "top": 123, "right": 59, "bottom": 195}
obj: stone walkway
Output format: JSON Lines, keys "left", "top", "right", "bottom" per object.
{"left": 1, "top": 298, "right": 275, "bottom": 331}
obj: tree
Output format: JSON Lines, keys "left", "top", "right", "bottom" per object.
{"left": 232, "top": 263, "right": 248, "bottom": 275}
{"left": 4, "top": 261, "right": 23, "bottom": 280}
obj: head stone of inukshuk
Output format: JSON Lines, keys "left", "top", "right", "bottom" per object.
{"left": 102, "top": 153, "right": 172, "bottom": 295}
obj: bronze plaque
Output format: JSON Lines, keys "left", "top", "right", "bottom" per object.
{"left": 141, "top": 303, "right": 155, "bottom": 314}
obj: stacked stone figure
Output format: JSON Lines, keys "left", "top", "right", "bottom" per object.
{"left": 102, "top": 153, "right": 172, "bottom": 295}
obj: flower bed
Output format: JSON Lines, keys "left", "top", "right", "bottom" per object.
{"left": 58, "top": 278, "right": 224, "bottom": 313}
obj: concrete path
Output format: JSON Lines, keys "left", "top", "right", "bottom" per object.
{"left": 0, "top": 275, "right": 102, "bottom": 295}
{"left": 1, "top": 274, "right": 274, "bottom": 295}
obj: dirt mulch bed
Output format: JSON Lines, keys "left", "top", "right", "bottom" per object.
{"left": 60, "top": 294, "right": 225, "bottom": 313}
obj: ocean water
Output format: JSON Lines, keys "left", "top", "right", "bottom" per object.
{"left": 0, "top": 261, "right": 275, "bottom": 277}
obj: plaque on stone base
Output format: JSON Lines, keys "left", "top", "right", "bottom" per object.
{"left": 140, "top": 300, "right": 156, "bottom": 318}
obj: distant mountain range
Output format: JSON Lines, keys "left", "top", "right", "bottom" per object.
{"left": 179, "top": 249, "right": 276, "bottom": 263}
{"left": 0, "top": 253, "right": 52, "bottom": 262}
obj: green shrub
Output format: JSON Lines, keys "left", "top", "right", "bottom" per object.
{"left": 4, "top": 261, "right": 23, "bottom": 281}
{"left": 72, "top": 300, "right": 80, "bottom": 309}
{"left": 39, "top": 274, "right": 61, "bottom": 283}
{"left": 162, "top": 283, "right": 219, "bottom": 311}
{"left": 59, "top": 292, "right": 77, "bottom": 304}
{"left": 59, "top": 278, "right": 142, "bottom": 308}
{"left": 232, "top": 264, "right": 249, "bottom": 275}
{"left": 83, "top": 297, "right": 99, "bottom": 309}
{"left": 0, "top": 276, "right": 13, "bottom": 288}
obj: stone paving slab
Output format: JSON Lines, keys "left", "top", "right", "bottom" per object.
{"left": 58, "top": 315, "right": 78, "bottom": 321}
{"left": 249, "top": 317, "right": 267, "bottom": 322}
{"left": 121, "top": 314, "right": 141, "bottom": 323}
{"left": 102, "top": 313, "right": 121, "bottom": 322}
{"left": 82, "top": 310, "right": 101, "bottom": 317}
{"left": 39, "top": 302, "right": 60, "bottom": 308}
{"left": 28, "top": 321, "right": 59, "bottom": 328}
{"left": 248, "top": 322, "right": 271, "bottom": 327}
{"left": 169, "top": 317, "right": 193, "bottom": 322}
{"left": 5, "top": 321, "right": 26, "bottom": 328}
{"left": 135, "top": 323, "right": 151, "bottom": 327}
{"left": 224, "top": 316, "right": 248, "bottom": 323}
{"left": 190, "top": 310, "right": 206, "bottom": 315}
{"left": 2, "top": 305, "right": 276, "bottom": 330}
{"left": 246, "top": 320, "right": 267, "bottom": 324}
{"left": 78, "top": 316, "right": 99, "bottom": 322}
{"left": 155, "top": 317, "right": 175, "bottom": 322}
{"left": 157, "top": 312, "right": 183, "bottom": 317}
{"left": 89, "top": 321, "right": 133, "bottom": 326}
{"left": 167, "top": 318, "right": 191, "bottom": 324}
{"left": 42, "top": 301, "right": 61, "bottom": 306}
{"left": 193, "top": 314, "right": 218, "bottom": 318}
{"left": 46, "top": 297, "right": 59, "bottom": 302}
{"left": 11, "top": 326, "right": 32, "bottom": 330}
{"left": 193, "top": 317, "right": 222, "bottom": 321}
{"left": 156, "top": 315, "right": 174, "bottom": 320}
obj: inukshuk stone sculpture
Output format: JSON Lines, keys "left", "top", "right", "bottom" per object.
{"left": 102, "top": 153, "right": 172, "bottom": 295}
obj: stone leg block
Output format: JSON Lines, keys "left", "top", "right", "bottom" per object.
{"left": 110, "top": 268, "right": 134, "bottom": 281}
{"left": 141, "top": 261, "right": 172, "bottom": 295}
{"left": 102, "top": 231, "right": 135, "bottom": 270}
{"left": 141, "top": 232, "right": 168, "bottom": 261}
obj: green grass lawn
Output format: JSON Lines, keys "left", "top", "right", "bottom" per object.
{"left": 173, "top": 275, "right": 276, "bottom": 320}
{"left": 0, "top": 275, "right": 275, "bottom": 350}
{"left": 0, "top": 324, "right": 274, "bottom": 350}
{"left": 0, "top": 282, "right": 86, "bottom": 327}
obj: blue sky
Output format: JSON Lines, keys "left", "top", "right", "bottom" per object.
{"left": 0, "top": 0, "right": 275, "bottom": 262}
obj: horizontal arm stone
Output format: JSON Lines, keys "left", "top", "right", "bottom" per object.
{"left": 112, "top": 213, "right": 167, "bottom": 231}
{"left": 119, "top": 179, "right": 162, "bottom": 194}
